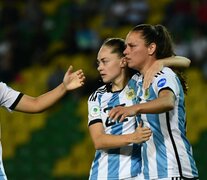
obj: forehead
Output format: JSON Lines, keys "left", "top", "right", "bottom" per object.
{"left": 97, "top": 45, "right": 116, "bottom": 60}
{"left": 125, "top": 31, "right": 143, "bottom": 44}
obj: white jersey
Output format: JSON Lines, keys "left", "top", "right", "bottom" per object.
{"left": 88, "top": 74, "right": 142, "bottom": 180}
{"left": 0, "top": 82, "right": 23, "bottom": 180}
{"left": 134, "top": 68, "right": 198, "bottom": 179}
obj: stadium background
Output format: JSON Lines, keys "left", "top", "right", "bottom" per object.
{"left": 0, "top": 0, "right": 206, "bottom": 179}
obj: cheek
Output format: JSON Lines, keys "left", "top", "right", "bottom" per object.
{"left": 131, "top": 50, "right": 141, "bottom": 60}
{"left": 131, "top": 52, "right": 146, "bottom": 66}
{"left": 111, "top": 61, "right": 120, "bottom": 68}
{"left": 134, "top": 49, "right": 146, "bottom": 59}
{"left": 110, "top": 64, "right": 122, "bottom": 75}
{"left": 131, "top": 48, "right": 139, "bottom": 56}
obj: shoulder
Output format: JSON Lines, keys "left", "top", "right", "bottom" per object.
{"left": 0, "top": 82, "right": 20, "bottom": 94}
{"left": 151, "top": 67, "right": 178, "bottom": 90}
{"left": 0, "top": 82, "right": 13, "bottom": 93}
{"left": 0, "top": 82, "right": 7, "bottom": 88}
{"left": 162, "top": 67, "right": 175, "bottom": 74}
{"left": 153, "top": 67, "right": 175, "bottom": 80}
{"left": 88, "top": 85, "right": 108, "bottom": 102}
{"left": 131, "top": 72, "right": 142, "bottom": 81}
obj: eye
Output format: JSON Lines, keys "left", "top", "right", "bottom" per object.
{"left": 97, "top": 59, "right": 110, "bottom": 67}
{"left": 101, "top": 59, "right": 109, "bottom": 65}
{"left": 102, "top": 60, "right": 107, "bottom": 64}
{"left": 129, "top": 44, "right": 136, "bottom": 48}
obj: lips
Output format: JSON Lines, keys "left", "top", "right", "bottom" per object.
{"left": 125, "top": 57, "right": 131, "bottom": 63}
{"left": 100, "top": 74, "right": 106, "bottom": 78}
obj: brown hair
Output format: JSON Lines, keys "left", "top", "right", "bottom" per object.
{"left": 130, "top": 24, "right": 188, "bottom": 94}
{"left": 102, "top": 38, "right": 137, "bottom": 78}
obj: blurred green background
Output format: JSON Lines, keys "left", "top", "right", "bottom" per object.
{"left": 0, "top": 0, "right": 206, "bottom": 179}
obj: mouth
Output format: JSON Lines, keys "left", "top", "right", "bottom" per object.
{"left": 100, "top": 73, "right": 106, "bottom": 78}
{"left": 125, "top": 57, "right": 131, "bottom": 62}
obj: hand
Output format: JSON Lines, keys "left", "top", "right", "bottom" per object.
{"left": 63, "top": 65, "right": 85, "bottom": 90}
{"left": 109, "top": 105, "right": 137, "bottom": 122}
{"left": 131, "top": 123, "right": 152, "bottom": 144}
{"left": 143, "top": 61, "right": 163, "bottom": 90}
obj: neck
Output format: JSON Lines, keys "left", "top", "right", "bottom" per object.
{"left": 139, "top": 58, "right": 156, "bottom": 76}
{"left": 112, "top": 74, "right": 130, "bottom": 92}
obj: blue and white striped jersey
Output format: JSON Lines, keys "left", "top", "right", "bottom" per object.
{"left": 135, "top": 67, "right": 198, "bottom": 179}
{"left": 0, "top": 82, "right": 23, "bottom": 180}
{"left": 88, "top": 75, "right": 142, "bottom": 180}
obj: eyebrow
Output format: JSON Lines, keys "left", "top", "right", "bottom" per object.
{"left": 126, "top": 42, "right": 134, "bottom": 46}
{"left": 98, "top": 57, "right": 107, "bottom": 62}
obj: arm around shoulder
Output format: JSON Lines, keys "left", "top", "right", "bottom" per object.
{"left": 160, "top": 56, "right": 191, "bottom": 69}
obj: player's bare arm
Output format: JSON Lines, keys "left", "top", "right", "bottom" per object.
{"left": 14, "top": 65, "right": 85, "bottom": 113}
{"left": 109, "top": 89, "right": 175, "bottom": 122}
{"left": 89, "top": 122, "right": 151, "bottom": 150}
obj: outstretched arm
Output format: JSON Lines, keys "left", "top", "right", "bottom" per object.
{"left": 89, "top": 122, "right": 151, "bottom": 150}
{"left": 143, "top": 56, "right": 190, "bottom": 89}
{"left": 14, "top": 66, "right": 85, "bottom": 113}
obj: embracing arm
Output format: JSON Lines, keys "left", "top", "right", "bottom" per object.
{"left": 109, "top": 89, "right": 175, "bottom": 122}
{"left": 160, "top": 56, "right": 191, "bottom": 69}
{"left": 14, "top": 66, "right": 85, "bottom": 113}
{"left": 143, "top": 56, "right": 190, "bottom": 89}
{"left": 89, "top": 123, "right": 151, "bottom": 150}
{"left": 134, "top": 90, "right": 175, "bottom": 114}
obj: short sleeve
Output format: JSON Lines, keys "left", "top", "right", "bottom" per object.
{"left": 88, "top": 93, "right": 102, "bottom": 126}
{"left": 152, "top": 68, "right": 178, "bottom": 96}
{"left": 0, "top": 82, "right": 21, "bottom": 111}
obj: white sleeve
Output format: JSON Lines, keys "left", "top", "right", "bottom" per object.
{"left": 0, "top": 82, "right": 21, "bottom": 111}
{"left": 152, "top": 68, "right": 179, "bottom": 96}
{"left": 88, "top": 92, "right": 102, "bottom": 126}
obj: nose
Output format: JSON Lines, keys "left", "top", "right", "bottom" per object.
{"left": 97, "top": 63, "right": 102, "bottom": 72}
{"left": 123, "top": 46, "right": 128, "bottom": 56}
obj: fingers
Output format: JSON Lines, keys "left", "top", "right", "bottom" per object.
{"left": 67, "top": 66, "right": 84, "bottom": 77}
{"left": 80, "top": 78, "right": 85, "bottom": 86}
{"left": 108, "top": 109, "right": 114, "bottom": 119}
{"left": 77, "top": 70, "right": 85, "bottom": 79}
{"left": 132, "top": 127, "right": 152, "bottom": 143}
{"left": 73, "top": 69, "right": 85, "bottom": 79}
{"left": 109, "top": 106, "right": 134, "bottom": 122}
{"left": 142, "top": 133, "right": 151, "bottom": 141}
{"left": 78, "top": 71, "right": 85, "bottom": 87}
{"left": 76, "top": 69, "right": 84, "bottom": 75}
{"left": 136, "top": 123, "right": 151, "bottom": 135}
{"left": 109, "top": 107, "right": 124, "bottom": 122}
{"left": 119, "top": 114, "right": 126, "bottom": 122}
{"left": 67, "top": 65, "right": 73, "bottom": 75}
{"left": 71, "top": 68, "right": 85, "bottom": 87}
{"left": 137, "top": 127, "right": 151, "bottom": 134}
{"left": 136, "top": 127, "right": 152, "bottom": 142}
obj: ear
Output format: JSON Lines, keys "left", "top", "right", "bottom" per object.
{"left": 148, "top": 43, "right": 156, "bottom": 55}
{"left": 120, "top": 57, "right": 127, "bottom": 68}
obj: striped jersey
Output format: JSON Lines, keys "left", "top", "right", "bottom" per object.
{"left": 0, "top": 82, "right": 23, "bottom": 180}
{"left": 135, "top": 67, "right": 198, "bottom": 179}
{"left": 88, "top": 75, "right": 142, "bottom": 180}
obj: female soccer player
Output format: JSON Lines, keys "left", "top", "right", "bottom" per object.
{"left": 0, "top": 65, "right": 85, "bottom": 179}
{"left": 109, "top": 24, "right": 199, "bottom": 179}
{"left": 88, "top": 37, "right": 191, "bottom": 180}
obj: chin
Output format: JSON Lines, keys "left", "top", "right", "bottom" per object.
{"left": 102, "top": 79, "right": 109, "bottom": 83}
{"left": 127, "top": 63, "right": 134, "bottom": 69}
